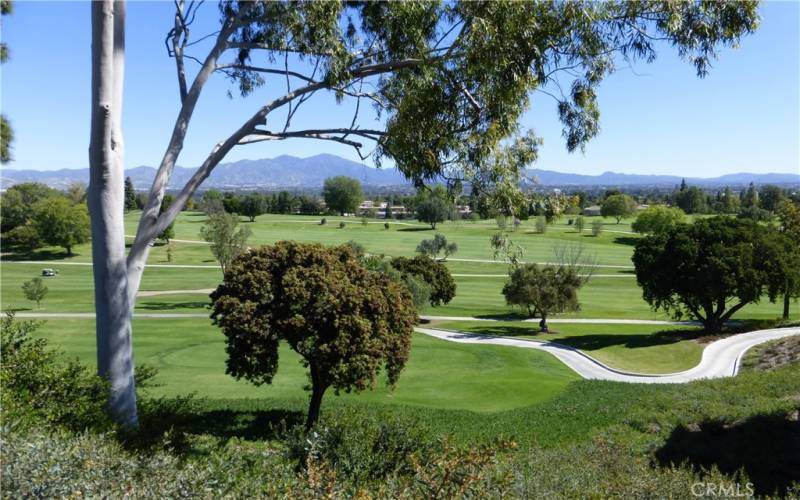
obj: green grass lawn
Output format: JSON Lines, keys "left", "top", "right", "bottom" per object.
{"left": 34, "top": 317, "right": 579, "bottom": 412}
{"left": 428, "top": 320, "right": 706, "bottom": 373}
{"left": 3, "top": 210, "right": 796, "bottom": 395}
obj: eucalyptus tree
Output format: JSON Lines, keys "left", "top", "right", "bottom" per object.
{"left": 89, "top": 0, "right": 760, "bottom": 424}
{"left": 1, "top": 0, "right": 14, "bottom": 163}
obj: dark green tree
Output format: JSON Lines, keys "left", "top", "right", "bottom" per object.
{"left": 157, "top": 194, "right": 175, "bottom": 243}
{"left": 416, "top": 197, "right": 450, "bottom": 229}
{"left": 4, "top": 225, "right": 42, "bottom": 253}
{"left": 741, "top": 182, "right": 759, "bottom": 209}
{"left": 502, "top": 264, "right": 585, "bottom": 332}
{"left": 674, "top": 186, "right": 707, "bottom": 214}
{"left": 759, "top": 184, "right": 785, "bottom": 212}
{"left": 239, "top": 193, "right": 268, "bottom": 222}
{"left": 601, "top": 194, "right": 636, "bottom": 223}
{"left": 32, "top": 198, "right": 90, "bottom": 255}
{"left": 124, "top": 177, "right": 137, "bottom": 211}
{"left": 633, "top": 217, "right": 776, "bottom": 332}
{"left": 201, "top": 189, "right": 225, "bottom": 215}
{"left": 210, "top": 242, "right": 416, "bottom": 429}
{"left": 775, "top": 201, "right": 800, "bottom": 318}
{"left": 323, "top": 176, "right": 362, "bottom": 216}
{"left": 274, "top": 190, "right": 296, "bottom": 214}
{"left": 391, "top": 255, "right": 456, "bottom": 307}
{"left": 1, "top": 182, "right": 57, "bottom": 232}
{"left": 222, "top": 192, "right": 242, "bottom": 214}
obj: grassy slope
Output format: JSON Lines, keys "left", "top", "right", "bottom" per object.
{"left": 428, "top": 320, "right": 705, "bottom": 373}
{"left": 34, "top": 318, "right": 578, "bottom": 412}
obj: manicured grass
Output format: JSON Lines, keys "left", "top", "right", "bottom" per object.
{"left": 34, "top": 318, "right": 579, "bottom": 412}
{"left": 429, "top": 320, "right": 706, "bottom": 373}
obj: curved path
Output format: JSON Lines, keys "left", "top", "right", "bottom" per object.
{"left": 414, "top": 326, "right": 800, "bottom": 383}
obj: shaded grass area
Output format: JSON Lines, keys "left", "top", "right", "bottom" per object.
{"left": 429, "top": 320, "right": 705, "bottom": 373}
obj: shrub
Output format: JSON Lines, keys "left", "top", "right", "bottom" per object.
{"left": 361, "top": 217, "right": 369, "bottom": 226}
{"left": 0, "top": 313, "right": 110, "bottom": 431}
{"left": 535, "top": 216, "right": 546, "bottom": 234}
{"left": 286, "top": 410, "right": 431, "bottom": 483}
{"left": 592, "top": 219, "right": 604, "bottom": 236}
{"left": 575, "top": 216, "right": 585, "bottom": 233}
{"left": 384, "top": 222, "right": 390, "bottom": 230}
{"left": 4, "top": 224, "right": 42, "bottom": 253}
{"left": 391, "top": 255, "right": 456, "bottom": 307}
{"left": 416, "top": 233, "right": 458, "bottom": 260}
{"left": 632, "top": 205, "right": 686, "bottom": 234}
{"left": 339, "top": 221, "right": 346, "bottom": 229}
{"left": 320, "top": 217, "right": 327, "bottom": 225}
{"left": 21, "top": 277, "right": 48, "bottom": 308}
{"left": 468, "top": 212, "right": 480, "bottom": 222}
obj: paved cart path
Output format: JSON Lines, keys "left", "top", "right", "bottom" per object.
{"left": 414, "top": 326, "right": 800, "bottom": 383}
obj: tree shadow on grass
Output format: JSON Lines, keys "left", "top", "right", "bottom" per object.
{"left": 136, "top": 301, "right": 209, "bottom": 311}
{"left": 2, "top": 249, "right": 74, "bottom": 261}
{"left": 474, "top": 312, "right": 531, "bottom": 321}
{"left": 397, "top": 227, "right": 434, "bottom": 232}
{"left": 654, "top": 413, "right": 800, "bottom": 497}
{"left": 613, "top": 236, "right": 640, "bottom": 246}
{"left": 126, "top": 397, "right": 306, "bottom": 455}
{"left": 446, "top": 324, "right": 706, "bottom": 351}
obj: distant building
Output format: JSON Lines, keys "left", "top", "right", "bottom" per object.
{"left": 583, "top": 205, "right": 602, "bottom": 216}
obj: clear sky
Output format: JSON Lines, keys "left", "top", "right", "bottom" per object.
{"left": 2, "top": 1, "right": 798, "bottom": 177}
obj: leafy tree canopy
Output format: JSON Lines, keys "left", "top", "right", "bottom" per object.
{"left": 323, "top": 176, "right": 363, "bottom": 216}
{"left": 210, "top": 242, "right": 416, "bottom": 429}
{"left": 632, "top": 216, "right": 780, "bottom": 332}
{"left": 416, "top": 233, "right": 458, "bottom": 260}
{"left": 32, "top": 198, "right": 90, "bottom": 256}
{"left": 502, "top": 263, "right": 585, "bottom": 331}
{"left": 415, "top": 196, "right": 450, "bottom": 229}
{"left": 200, "top": 211, "right": 252, "bottom": 273}
{"left": 631, "top": 205, "right": 686, "bottom": 234}
{"left": 601, "top": 194, "right": 636, "bottom": 223}
{"left": 218, "top": 0, "right": 758, "bottom": 198}
{"left": 391, "top": 255, "right": 456, "bottom": 307}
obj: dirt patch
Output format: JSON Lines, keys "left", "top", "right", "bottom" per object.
{"left": 742, "top": 337, "right": 800, "bottom": 372}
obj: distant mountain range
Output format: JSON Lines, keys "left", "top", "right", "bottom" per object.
{"left": 2, "top": 153, "right": 798, "bottom": 190}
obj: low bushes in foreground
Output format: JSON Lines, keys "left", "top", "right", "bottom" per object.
{"left": 2, "top": 313, "right": 798, "bottom": 497}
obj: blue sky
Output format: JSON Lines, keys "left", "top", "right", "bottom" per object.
{"left": 2, "top": 1, "right": 798, "bottom": 177}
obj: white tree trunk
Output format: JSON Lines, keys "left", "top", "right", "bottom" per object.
{"left": 88, "top": 0, "right": 137, "bottom": 426}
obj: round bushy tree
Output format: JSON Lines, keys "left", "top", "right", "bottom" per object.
{"left": 633, "top": 216, "right": 778, "bottom": 332}
{"left": 32, "top": 197, "right": 90, "bottom": 255}
{"left": 631, "top": 205, "right": 686, "bottom": 234}
{"left": 210, "top": 241, "right": 416, "bottom": 429}
{"left": 416, "top": 197, "right": 450, "bottom": 229}
{"left": 502, "top": 264, "right": 584, "bottom": 332}
{"left": 391, "top": 255, "right": 456, "bottom": 307}
{"left": 323, "top": 176, "right": 363, "bottom": 216}
{"left": 601, "top": 194, "right": 637, "bottom": 224}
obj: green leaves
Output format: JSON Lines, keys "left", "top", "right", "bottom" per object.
{"left": 210, "top": 241, "right": 417, "bottom": 425}
{"left": 632, "top": 216, "right": 777, "bottom": 331}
